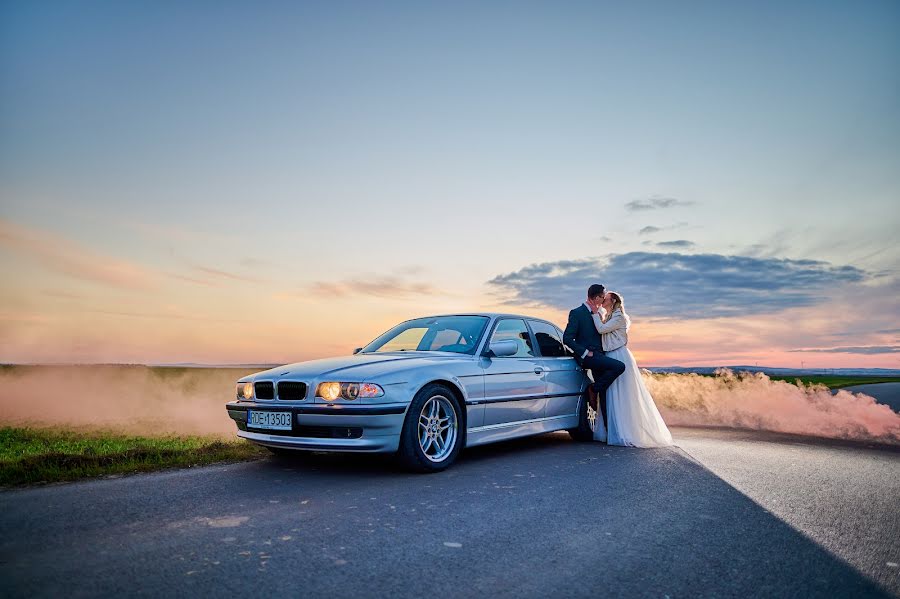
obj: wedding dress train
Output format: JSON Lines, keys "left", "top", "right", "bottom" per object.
{"left": 600, "top": 346, "right": 673, "bottom": 447}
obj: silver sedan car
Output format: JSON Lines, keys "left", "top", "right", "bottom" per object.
{"left": 225, "top": 313, "right": 593, "bottom": 471}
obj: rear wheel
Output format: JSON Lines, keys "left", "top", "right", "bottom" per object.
{"left": 567, "top": 391, "right": 594, "bottom": 441}
{"left": 398, "top": 383, "right": 463, "bottom": 472}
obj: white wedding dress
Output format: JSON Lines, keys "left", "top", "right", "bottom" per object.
{"left": 591, "top": 310, "right": 673, "bottom": 448}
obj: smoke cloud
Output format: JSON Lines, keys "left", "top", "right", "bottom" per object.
{"left": 1, "top": 366, "right": 898, "bottom": 445}
{"left": 646, "top": 369, "right": 900, "bottom": 444}
{"left": 0, "top": 366, "right": 255, "bottom": 437}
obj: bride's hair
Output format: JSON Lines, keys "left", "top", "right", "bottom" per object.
{"left": 603, "top": 291, "right": 631, "bottom": 330}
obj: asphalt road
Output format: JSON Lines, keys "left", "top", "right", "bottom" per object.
{"left": 1, "top": 427, "right": 898, "bottom": 598}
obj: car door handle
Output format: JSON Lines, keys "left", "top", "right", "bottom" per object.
{"left": 534, "top": 367, "right": 547, "bottom": 375}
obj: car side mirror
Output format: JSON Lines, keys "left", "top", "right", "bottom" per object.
{"left": 488, "top": 339, "right": 518, "bottom": 358}
{"left": 353, "top": 347, "right": 363, "bottom": 355}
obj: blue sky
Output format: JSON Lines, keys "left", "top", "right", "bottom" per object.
{"left": 0, "top": 1, "right": 898, "bottom": 365}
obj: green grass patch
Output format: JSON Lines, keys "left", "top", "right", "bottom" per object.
{"left": 0, "top": 427, "right": 269, "bottom": 487}
{"left": 766, "top": 376, "right": 900, "bottom": 389}
{"left": 683, "top": 372, "right": 900, "bottom": 389}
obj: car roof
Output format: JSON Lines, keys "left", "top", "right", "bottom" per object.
{"left": 414, "top": 313, "right": 561, "bottom": 325}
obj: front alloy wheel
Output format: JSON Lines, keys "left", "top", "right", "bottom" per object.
{"left": 418, "top": 395, "right": 457, "bottom": 462}
{"left": 399, "top": 383, "right": 462, "bottom": 472}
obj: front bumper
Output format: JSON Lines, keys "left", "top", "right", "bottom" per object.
{"left": 225, "top": 401, "right": 409, "bottom": 453}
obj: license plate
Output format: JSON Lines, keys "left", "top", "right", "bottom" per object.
{"left": 247, "top": 410, "right": 292, "bottom": 430}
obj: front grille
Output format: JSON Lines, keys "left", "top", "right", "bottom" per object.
{"left": 296, "top": 426, "right": 363, "bottom": 439}
{"left": 254, "top": 381, "right": 275, "bottom": 400}
{"left": 277, "top": 381, "right": 307, "bottom": 401}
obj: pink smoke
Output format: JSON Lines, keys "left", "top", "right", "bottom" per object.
{"left": 646, "top": 368, "right": 900, "bottom": 444}
{"left": 1, "top": 366, "right": 898, "bottom": 445}
{"left": 0, "top": 365, "right": 252, "bottom": 436}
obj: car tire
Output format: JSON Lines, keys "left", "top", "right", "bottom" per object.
{"left": 567, "top": 391, "right": 594, "bottom": 442}
{"left": 397, "top": 383, "right": 463, "bottom": 473}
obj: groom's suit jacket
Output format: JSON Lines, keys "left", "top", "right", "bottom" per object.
{"left": 563, "top": 304, "right": 604, "bottom": 365}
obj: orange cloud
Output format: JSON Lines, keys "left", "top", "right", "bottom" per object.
{"left": 309, "top": 275, "right": 437, "bottom": 300}
{"left": 0, "top": 219, "right": 159, "bottom": 291}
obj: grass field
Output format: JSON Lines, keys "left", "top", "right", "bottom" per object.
{"left": 766, "top": 375, "right": 900, "bottom": 389}
{"left": 0, "top": 427, "right": 269, "bottom": 487}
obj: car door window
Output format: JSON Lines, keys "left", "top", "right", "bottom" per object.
{"left": 529, "top": 321, "right": 567, "bottom": 357}
{"left": 489, "top": 319, "right": 535, "bottom": 358}
{"left": 428, "top": 328, "right": 468, "bottom": 351}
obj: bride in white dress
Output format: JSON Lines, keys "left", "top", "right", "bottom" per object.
{"left": 590, "top": 292, "right": 673, "bottom": 448}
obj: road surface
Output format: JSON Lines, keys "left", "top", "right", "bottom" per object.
{"left": 1, "top": 427, "right": 898, "bottom": 598}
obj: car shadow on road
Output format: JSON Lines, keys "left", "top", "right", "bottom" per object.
{"left": 258, "top": 431, "right": 580, "bottom": 475}
{"left": 237, "top": 432, "right": 894, "bottom": 597}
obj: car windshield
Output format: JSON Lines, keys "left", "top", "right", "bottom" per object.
{"left": 361, "top": 316, "right": 490, "bottom": 355}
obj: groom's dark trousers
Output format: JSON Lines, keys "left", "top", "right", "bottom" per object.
{"left": 563, "top": 303, "right": 626, "bottom": 428}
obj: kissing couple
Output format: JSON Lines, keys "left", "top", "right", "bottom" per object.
{"left": 563, "top": 284, "right": 673, "bottom": 447}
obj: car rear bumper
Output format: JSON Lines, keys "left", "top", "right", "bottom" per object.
{"left": 225, "top": 401, "right": 408, "bottom": 453}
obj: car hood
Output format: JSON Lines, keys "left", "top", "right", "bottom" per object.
{"left": 247, "top": 352, "right": 475, "bottom": 381}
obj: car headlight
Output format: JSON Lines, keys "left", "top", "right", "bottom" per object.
{"left": 236, "top": 382, "right": 253, "bottom": 400}
{"left": 318, "top": 382, "right": 341, "bottom": 401}
{"left": 342, "top": 383, "right": 360, "bottom": 400}
{"left": 316, "top": 382, "right": 384, "bottom": 401}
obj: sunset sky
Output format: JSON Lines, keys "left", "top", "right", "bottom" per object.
{"left": 1, "top": 1, "right": 898, "bottom": 368}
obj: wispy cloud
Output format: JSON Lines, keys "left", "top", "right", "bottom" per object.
{"left": 656, "top": 240, "right": 695, "bottom": 249}
{"left": 639, "top": 221, "right": 689, "bottom": 236}
{"left": 168, "top": 273, "right": 219, "bottom": 287}
{"left": 239, "top": 257, "right": 270, "bottom": 269}
{"left": 41, "top": 289, "right": 83, "bottom": 300}
{"left": 788, "top": 345, "right": 900, "bottom": 355}
{"left": 625, "top": 197, "right": 694, "bottom": 211}
{"left": 310, "top": 275, "right": 436, "bottom": 299}
{"left": 164, "top": 265, "right": 265, "bottom": 287}
{"left": 192, "top": 265, "right": 262, "bottom": 284}
{"left": 87, "top": 308, "right": 247, "bottom": 323}
{"left": 487, "top": 252, "right": 869, "bottom": 319}
{"left": 742, "top": 230, "right": 794, "bottom": 259}
{"left": 0, "top": 219, "right": 159, "bottom": 291}
{"left": 0, "top": 219, "right": 252, "bottom": 292}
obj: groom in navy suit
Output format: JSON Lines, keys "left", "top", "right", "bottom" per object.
{"left": 563, "top": 284, "right": 626, "bottom": 429}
